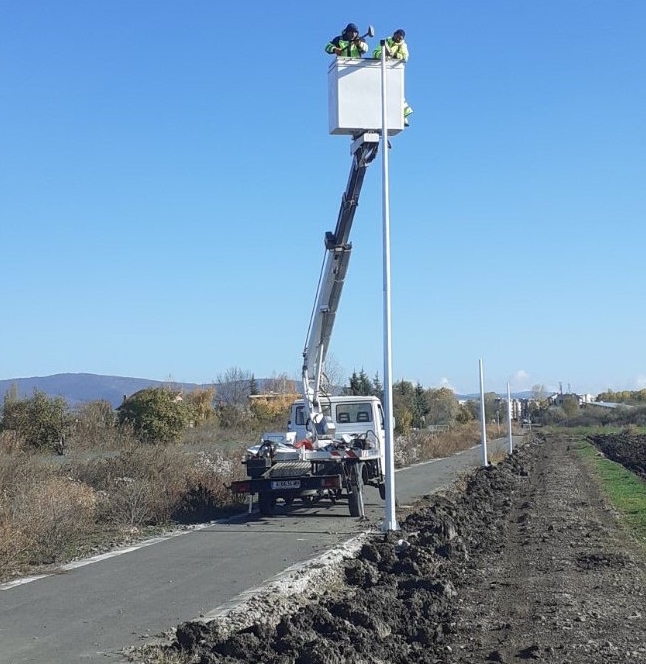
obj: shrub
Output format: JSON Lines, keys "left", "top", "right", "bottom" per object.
{"left": 117, "top": 388, "right": 190, "bottom": 444}
{"left": 18, "top": 477, "right": 97, "bottom": 563}
{"left": 68, "top": 444, "right": 244, "bottom": 528}
{"left": 1, "top": 389, "right": 68, "bottom": 451}
{"left": 0, "top": 455, "right": 97, "bottom": 575}
{"left": 67, "top": 400, "right": 118, "bottom": 451}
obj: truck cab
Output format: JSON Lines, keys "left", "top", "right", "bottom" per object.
{"left": 288, "top": 395, "right": 385, "bottom": 460}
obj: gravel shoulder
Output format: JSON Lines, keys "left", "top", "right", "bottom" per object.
{"left": 139, "top": 433, "right": 646, "bottom": 664}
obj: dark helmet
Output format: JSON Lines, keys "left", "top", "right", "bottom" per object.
{"left": 344, "top": 22, "right": 359, "bottom": 35}
{"left": 393, "top": 28, "right": 405, "bottom": 38}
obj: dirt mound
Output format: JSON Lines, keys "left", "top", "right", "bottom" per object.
{"left": 152, "top": 434, "right": 646, "bottom": 664}
{"left": 588, "top": 431, "right": 646, "bottom": 479}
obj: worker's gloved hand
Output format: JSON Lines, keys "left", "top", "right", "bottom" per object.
{"left": 334, "top": 47, "right": 342, "bottom": 55}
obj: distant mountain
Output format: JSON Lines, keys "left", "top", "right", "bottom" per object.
{"left": 0, "top": 373, "right": 209, "bottom": 409}
{"left": 0, "top": 374, "right": 543, "bottom": 411}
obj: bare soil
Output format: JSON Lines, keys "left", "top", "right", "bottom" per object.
{"left": 151, "top": 432, "right": 646, "bottom": 663}
{"left": 588, "top": 431, "right": 646, "bottom": 479}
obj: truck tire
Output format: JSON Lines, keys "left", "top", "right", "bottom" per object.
{"left": 378, "top": 482, "right": 386, "bottom": 500}
{"left": 258, "top": 493, "right": 276, "bottom": 516}
{"left": 348, "top": 463, "right": 364, "bottom": 517}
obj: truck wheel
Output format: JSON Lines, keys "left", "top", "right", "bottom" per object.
{"left": 378, "top": 482, "right": 386, "bottom": 500}
{"left": 258, "top": 493, "right": 276, "bottom": 516}
{"left": 348, "top": 463, "right": 364, "bottom": 517}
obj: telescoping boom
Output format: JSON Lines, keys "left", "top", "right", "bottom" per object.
{"left": 301, "top": 132, "right": 380, "bottom": 443}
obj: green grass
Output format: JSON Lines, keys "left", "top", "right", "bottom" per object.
{"left": 575, "top": 438, "right": 646, "bottom": 544}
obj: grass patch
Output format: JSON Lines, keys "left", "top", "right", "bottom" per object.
{"left": 576, "top": 438, "right": 646, "bottom": 544}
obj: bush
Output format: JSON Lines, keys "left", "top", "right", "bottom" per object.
{"left": 1, "top": 389, "right": 68, "bottom": 451}
{"left": 117, "top": 388, "right": 190, "bottom": 444}
{"left": 0, "top": 452, "right": 97, "bottom": 576}
{"left": 67, "top": 400, "right": 119, "bottom": 451}
{"left": 19, "top": 477, "right": 97, "bottom": 563}
{"left": 68, "top": 444, "right": 244, "bottom": 528}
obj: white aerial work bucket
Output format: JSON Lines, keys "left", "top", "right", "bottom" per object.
{"left": 328, "top": 57, "right": 405, "bottom": 136}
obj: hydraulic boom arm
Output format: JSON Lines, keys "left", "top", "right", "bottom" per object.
{"left": 302, "top": 133, "right": 380, "bottom": 440}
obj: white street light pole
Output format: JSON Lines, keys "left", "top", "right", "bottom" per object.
{"left": 380, "top": 40, "right": 398, "bottom": 532}
{"left": 507, "top": 381, "right": 514, "bottom": 454}
{"left": 479, "top": 358, "right": 489, "bottom": 467}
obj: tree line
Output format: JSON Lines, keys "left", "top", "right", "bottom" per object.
{"left": 0, "top": 367, "right": 510, "bottom": 453}
{"left": 596, "top": 388, "right": 646, "bottom": 404}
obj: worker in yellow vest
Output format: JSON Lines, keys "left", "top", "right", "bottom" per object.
{"left": 373, "top": 29, "right": 413, "bottom": 126}
{"left": 325, "top": 23, "right": 369, "bottom": 58}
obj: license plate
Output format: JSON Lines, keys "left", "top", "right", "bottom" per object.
{"left": 271, "top": 479, "right": 301, "bottom": 490}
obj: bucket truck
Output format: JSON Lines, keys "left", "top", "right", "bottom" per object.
{"left": 230, "top": 133, "right": 387, "bottom": 517}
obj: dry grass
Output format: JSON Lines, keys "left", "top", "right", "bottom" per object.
{"left": 0, "top": 438, "right": 245, "bottom": 582}
{"left": 395, "top": 421, "right": 503, "bottom": 467}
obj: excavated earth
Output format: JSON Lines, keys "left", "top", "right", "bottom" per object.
{"left": 152, "top": 432, "right": 646, "bottom": 663}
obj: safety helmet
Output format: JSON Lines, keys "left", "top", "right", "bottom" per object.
{"left": 393, "top": 28, "right": 405, "bottom": 38}
{"left": 344, "top": 23, "right": 359, "bottom": 34}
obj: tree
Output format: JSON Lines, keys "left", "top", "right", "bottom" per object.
{"left": 320, "top": 353, "right": 345, "bottom": 395}
{"left": 392, "top": 380, "right": 416, "bottom": 433}
{"left": 561, "top": 395, "right": 579, "bottom": 418}
{"left": 425, "top": 387, "right": 459, "bottom": 426}
{"left": 531, "top": 383, "right": 547, "bottom": 404}
{"left": 263, "top": 372, "right": 297, "bottom": 395}
{"left": 184, "top": 387, "right": 216, "bottom": 423}
{"left": 1, "top": 388, "right": 68, "bottom": 451}
{"left": 462, "top": 400, "right": 480, "bottom": 422}
{"left": 249, "top": 375, "right": 259, "bottom": 396}
{"left": 117, "top": 387, "right": 190, "bottom": 443}
{"left": 483, "top": 392, "right": 500, "bottom": 422}
{"left": 345, "top": 368, "right": 374, "bottom": 396}
{"left": 372, "top": 372, "right": 383, "bottom": 402}
{"left": 216, "top": 367, "right": 252, "bottom": 406}
{"left": 456, "top": 402, "right": 474, "bottom": 423}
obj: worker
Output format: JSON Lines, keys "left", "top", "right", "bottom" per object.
{"left": 325, "top": 23, "right": 369, "bottom": 58}
{"left": 373, "top": 29, "right": 413, "bottom": 126}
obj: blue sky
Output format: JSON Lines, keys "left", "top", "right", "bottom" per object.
{"left": 2, "top": 1, "right": 645, "bottom": 397}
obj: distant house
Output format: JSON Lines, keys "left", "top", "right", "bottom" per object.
{"left": 547, "top": 392, "right": 581, "bottom": 407}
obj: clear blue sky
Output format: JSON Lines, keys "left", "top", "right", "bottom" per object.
{"left": 2, "top": 1, "right": 645, "bottom": 397}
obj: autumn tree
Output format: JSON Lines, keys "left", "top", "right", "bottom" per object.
{"left": 425, "top": 387, "right": 459, "bottom": 426}
{"left": 392, "top": 380, "right": 416, "bottom": 434}
{"left": 184, "top": 387, "right": 216, "bottom": 423}
{"left": 455, "top": 401, "right": 475, "bottom": 423}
